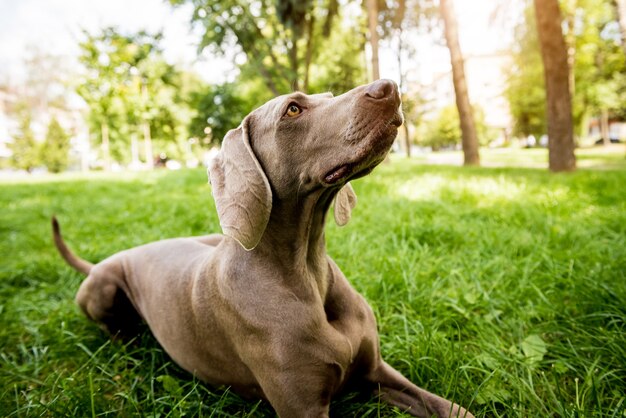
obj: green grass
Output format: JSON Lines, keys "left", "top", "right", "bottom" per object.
{"left": 411, "top": 144, "right": 626, "bottom": 170}
{"left": 1, "top": 157, "right": 625, "bottom": 417}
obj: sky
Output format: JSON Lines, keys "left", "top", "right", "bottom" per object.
{"left": 0, "top": 0, "right": 516, "bottom": 88}
{"left": 0, "top": 0, "right": 235, "bottom": 84}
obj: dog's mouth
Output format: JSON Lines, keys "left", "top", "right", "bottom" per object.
{"left": 324, "top": 163, "right": 378, "bottom": 185}
{"left": 324, "top": 164, "right": 353, "bottom": 184}
{"left": 323, "top": 112, "right": 402, "bottom": 185}
{"left": 390, "top": 112, "right": 403, "bottom": 128}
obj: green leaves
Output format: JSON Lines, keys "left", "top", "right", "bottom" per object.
{"left": 41, "top": 117, "right": 70, "bottom": 173}
{"left": 420, "top": 104, "right": 496, "bottom": 150}
{"left": 157, "top": 374, "right": 183, "bottom": 398}
{"left": 521, "top": 334, "right": 547, "bottom": 364}
{"left": 174, "top": 0, "right": 366, "bottom": 94}
{"left": 77, "top": 28, "right": 196, "bottom": 164}
{"left": 507, "top": 0, "right": 626, "bottom": 138}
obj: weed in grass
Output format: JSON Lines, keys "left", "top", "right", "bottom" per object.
{"left": 1, "top": 160, "right": 625, "bottom": 417}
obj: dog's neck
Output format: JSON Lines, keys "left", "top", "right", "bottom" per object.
{"left": 245, "top": 189, "right": 336, "bottom": 300}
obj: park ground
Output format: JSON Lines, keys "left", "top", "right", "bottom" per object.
{"left": 1, "top": 146, "right": 625, "bottom": 417}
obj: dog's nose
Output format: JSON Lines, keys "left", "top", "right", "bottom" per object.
{"left": 365, "top": 79, "right": 397, "bottom": 100}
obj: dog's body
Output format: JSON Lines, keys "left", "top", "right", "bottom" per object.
{"left": 53, "top": 80, "right": 473, "bottom": 418}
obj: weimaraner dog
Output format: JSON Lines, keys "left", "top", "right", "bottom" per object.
{"left": 52, "top": 80, "right": 473, "bottom": 418}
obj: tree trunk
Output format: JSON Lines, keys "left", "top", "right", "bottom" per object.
{"left": 565, "top": 0, "right": 576, "bottom": 96}
{"left": 289, "top": 30, "right": 299, "bottom": 91}
{"left": 396, "top": 25, "right": 411, "bottom": 158}
{"left": 440, "top": 0, "right": 480, "bottom": 166}
{"left": 143, "top": 121, "right": 154, "bottom": 169}
{"left": 141, "top": 82, "right": 154, "bottom": 169}
{"left": 367, "top": 0, "right": 380, "bottom": 81}
{"left": 616, "top": 0, "right": 626, "bottom": 57}
{"left": 600, "top": 108, "right": 610, "bottom": 146}
{"left": 101, "top": 122, "right": 111, "bottom": 171}
{"left": 534, "top": 0, "right": 576, "bottom": 171}
{"left": 303, "top": 14, "right": 315, "bottom": 93}
{"left": 257, "top": 64, "right": 281, "bottom": 96}
{"left": 229, "top": 21, "right": 283, "bottom": 95}
{"left": 81, "top": 124, "right": 90, "bottom": 172}
{"left": 402, "top": 124, "right": 411, "bottom": 157}
{"left": 131, "top": 134, "right": 140, "bottom": 165}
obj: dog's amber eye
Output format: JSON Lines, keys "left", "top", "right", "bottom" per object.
{"left": 286, "top": 104, "right": 302, "bottom": 117}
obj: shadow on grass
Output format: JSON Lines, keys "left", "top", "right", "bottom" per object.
{"left": 329, "top": 161, "right": 626, "bottom": 416}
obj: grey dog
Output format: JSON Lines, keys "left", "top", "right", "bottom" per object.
{"left": 53, "top": 80, "right": 473, "bottom": 418}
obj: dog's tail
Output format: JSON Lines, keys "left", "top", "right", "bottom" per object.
{"left": 51, "top": 216, "right": 93, "bottom": 275}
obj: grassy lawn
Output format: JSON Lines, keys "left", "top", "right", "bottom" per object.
{"left": 1, "top": 155, "right": 625, "bottom": 416}
{"left": 411, "top": 143, "right": 626, "bottom": 170}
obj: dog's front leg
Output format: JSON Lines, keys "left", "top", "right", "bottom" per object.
{"left": 253, "top": 367, "right": 337, "bottom": 418}
{"left": 367, "top": 361, "right": 474, "bottom": 418}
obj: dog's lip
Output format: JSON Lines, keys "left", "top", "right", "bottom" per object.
{"left": 322, "top": 112, "right": 401, "bottom": 186}
{"left": 391, "top": 111, "right": 403, "bottom": 127}
{"left": 322, "top": 161, "right": 377, "bottom": 185}
{"left": 324, "top": 164, "right": 353, "bottom": 184}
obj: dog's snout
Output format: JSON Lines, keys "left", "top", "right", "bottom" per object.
{"left": 364, "top": 79, "right": 397, "bottom": 100}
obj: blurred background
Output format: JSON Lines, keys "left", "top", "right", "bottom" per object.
{"left": 0, "top": 0, "right": 624, "bottom": 174}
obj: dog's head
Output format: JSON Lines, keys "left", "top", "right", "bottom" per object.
{"left": 209, "top": 80, "right": 402, "bottom": 250}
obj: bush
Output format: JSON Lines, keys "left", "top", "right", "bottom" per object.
{"left": 420, "top": 104, "right": 497, "bottom": 150}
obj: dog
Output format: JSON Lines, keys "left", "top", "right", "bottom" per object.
{"left": 53, "top": 79, "right": 473, "bottom": 418}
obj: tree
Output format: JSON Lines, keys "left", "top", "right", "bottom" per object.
{"left": 421, "top": 104, "right": 496, "bottom": 150}
{"left": 534, "top": 0, "right": 576, "bottom": 171}
{"left": 422, "top": 104, "right": 461, "bottom": 150}
{"left": 9, "top": 107, "right": 40, "bottom": 172}
{"left": 571, "top": 0, "right": 626, "bottom": 144}
{"left": 77, "top": 28, "right": 129, "bottom": 169}
{"left": 439, "top": 0, "right": 480, "bottom": 166}
{"left": 369, "top": 0, "right": 437, "bottom": 157}
{"left": 390, "top": 0, "right": 411, "bottom": 156}
{"left": 507, "top": 0, "right": 626, "bottom": 147}
{"left": 169, "top": 0, "right": 352, "bottom": 94}
{"left": 41, "top": 117, "right": 70, "bottom": 173}
{"left": 78, "top": 28, "right": 194, "bottom": 168}
{"left": 367, "top": 0, "right": 381, "bottom": 81}
{"left": 188, "top": 81, "right": 264, "bottom": 145}
{"left": 170, "top": 0, "right": 368, "bottom": 146}
{"left": 3, "top": 49, "right": 73, "bottom": 172}
{"left": 125, "top": 55, "right": 186, "bottom": 168}
{"left": 616, "top": 0, "right": 626, "bottom": 56}
{"left": 506, "top": 6, "right": 547, "bottom": 139}
{"left": 305, "top": 20, "right": 368, "bottom": 93}
{"left": 276, "top": 0, "right": 313, "bottom": 90}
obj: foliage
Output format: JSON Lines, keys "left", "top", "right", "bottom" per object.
{"left": 77, "top": 28, "right": 138, "bottom": 162}
{"left": 568, "top": 0, "right": 626, "bottom": 122}
{"left": 8, "top": 106, "right": 40, "bottom": 172}
{"left": 2, "top": 50, "right": 72, "bottom": 173}
{"left": 1, "top": 159, "right": 626, "bottom": 416}
{"left": 421, "top": 104, "right": 461, "bottom": 150}
{"left": 305, "top": 19, "right": 368, "bottom": 93}
{"left": 506, "top": 0, "right": 626, "bottom": 139}
{"left": 188, "top": 79, "right": 271, "bottom": 145}
{"left": 17, "top": 47, "right": 71, "bottom": 116}
{"left": 376, "top": 0, "right": 438, "bottom": 39}
{"left": 77, "top": 28, "right": 196, "bottom": 164}
{"left": 506, "top": 6, "right": 547, "bottom": 138}
{"left": 420, "top": 104, "right": 496, "bottom": 150}
{"left": 41, "top": 117, "right": 70, "bottom": 173}
{"left": 169, "top": 0, "right": 363, "bottom": 94}
{"left": 276, "top": 0, "right": 313, "bottom": 35}
{"left": 183, "top": 3, "right": 368, "bottom": 145}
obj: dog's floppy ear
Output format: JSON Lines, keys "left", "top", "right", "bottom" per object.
{"left": 208, "top": 117, "right": 272, "bottom": 250}
{"left": 333, "top": 182, "right": 357, "bottom": 226}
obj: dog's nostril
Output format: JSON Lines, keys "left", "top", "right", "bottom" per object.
{"left": 365, "top": 79, "right": 395, "bottom": 100}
